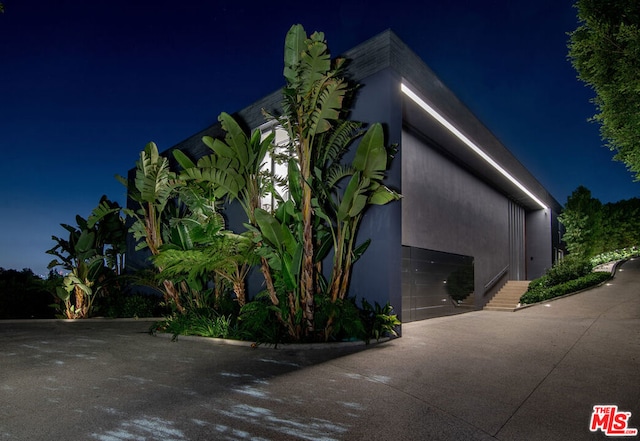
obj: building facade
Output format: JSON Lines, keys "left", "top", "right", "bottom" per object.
{"left": 135, "top": 30, "right": 563, "bottom": 323}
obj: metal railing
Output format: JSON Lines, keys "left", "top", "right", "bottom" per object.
{"left": 483, "top": 265, "right": 509, "bottom": 296}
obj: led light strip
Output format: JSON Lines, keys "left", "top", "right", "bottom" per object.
{"left": 401, "top": 83, "right": 548, "bottom": 210}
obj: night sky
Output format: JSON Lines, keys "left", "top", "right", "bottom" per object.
{"left": 1, "top": 0, "right": 638, "bottom": 276}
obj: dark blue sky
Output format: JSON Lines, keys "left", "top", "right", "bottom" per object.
{"left": 1, "top": 0, "right": 638, "bottom": 275}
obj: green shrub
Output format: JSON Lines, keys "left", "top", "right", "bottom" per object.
{"left": 236, "top": 292, "right": 289, "bottom": 345}
{"left": 360, "top": 300, "right": 401, "bottom": 344}
{"left": 520, "top": 272, "right": 611, "bottom": 304}
{"left": 590, "top": 246, "right": 640, "bottom": 267}
{"left": 545, "top": 256, "right": 593, "bottom": 286}
{"left": 96, "top": 292, "right": 164, "bottom": 318}
{"left": 527, "top": 275, "right": 550, "bottom": 291}
{"left": 152, "top": 310, "right": 233, "bottom": 340}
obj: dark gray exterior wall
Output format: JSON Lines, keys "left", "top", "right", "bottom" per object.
{"left": 401, "top": 129, "right": 510, "bottom": 305}
{"left": 526, "top": 209, "right": 553, "bottom": 278}
{"left": 341, "top": 68, "right": 403, "bottom": 315}
{"left": 343, "top": 30, "right": 563, "bottom": 311}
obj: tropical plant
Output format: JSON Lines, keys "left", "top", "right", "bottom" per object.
{"left": 249, "top": 202, "right": 303, "bottom": 338}
{"left": 253, "top": 24, "right": 400, "bottom": 340}
{"left": 46, "top": 197, "right": 125, "bottom": 318}
{"left": 119, "top": 24, "right": 400, "bottom": 343}
{"left": 54, "top": 257, "right": 104, "bottom": 319}
{"left": 152, "top": 310, "right": 233, "bottom": 340}
{"left": 359, "top": 300, "right": 401, "bottom": 344}
{"left": 87, "top": 195, "right": 128, "bottom": 275}
{"left": 174, "top": 113, "right": 274, "bottom": 225}
{"left": 173, "top": 114, "right": 278, "bottom": 307}
{"left": 152, "top": 187, "right": 258, "bottom": 308}
{"left": 115, "top": 142, "right": 184, "bottom": 313}
{"left": 275, "top": 24, "right": 352, "bottom": 334}
{"left": 325, "top": 123, "right": 400, "bottom": 302}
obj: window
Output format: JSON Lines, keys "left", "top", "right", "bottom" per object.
{"left": 258, "top": 122, "right": 290, "bottom": 212}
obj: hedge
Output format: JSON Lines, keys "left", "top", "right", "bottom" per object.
{"left": 519, "top": 271, "right": 611, "bottom": 305}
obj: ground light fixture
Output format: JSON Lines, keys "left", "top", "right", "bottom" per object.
{"left": 400, "top": 83, "right": 549, "bottom": 210}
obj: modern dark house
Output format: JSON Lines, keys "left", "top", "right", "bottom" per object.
{"left": 132, "top": 30, "right": 563, "bottom": 323}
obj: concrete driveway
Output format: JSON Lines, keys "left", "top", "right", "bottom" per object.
{"left": 1, "top": 259, "right": 639, "bottom": 440}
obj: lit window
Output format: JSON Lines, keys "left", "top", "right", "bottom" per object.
{"left": 259, "top": 122, "right": 290, "bottom": 211}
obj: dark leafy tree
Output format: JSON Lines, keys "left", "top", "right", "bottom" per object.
{"left": 601, "top": 198, "right": 640, "bottom": 252}
{"left": 559, "top": 186, "right": 604, "bottom": 258}
{"left": 568, "top": 0, "right": 640, "bottom": 180}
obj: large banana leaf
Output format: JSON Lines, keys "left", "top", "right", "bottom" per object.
{"left": 369, "top": 185, "right": 401, "bottom": 205}
{"left": 300, "top": 36, "right": 331, "bottom": 90}
{"left": 283, "top": 24, "right": 306, "bottom": 83}
{"left": 254, "top": 208, "right": 297, "bottom": 256}
{"left": 134, "top": 142, "right": 175, "bottom": 206}
{"left": 337, "top": 172, "right": 370, "bottom": 220}
{"left": 309, "top": 78, "right": 347, "bottom": 135}
{"left": 352, "top": 123, "right": 387, "bottom": 180}
{"left": 218, "top": 112, "right": 251, "bottom": 166}
{"left": 172, "top": 149, "right": 196, "bottom": 169}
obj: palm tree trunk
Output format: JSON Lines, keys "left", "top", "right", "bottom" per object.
{"left": 74, "top": 285, "right": 85, "bottom": 319}
{"left": 232, "top": 280, "right": 246, "bottom": 307}
{"left": 162, "top": 279, "right": 184, "bottom": 314}
{"left": 300, "top": 138, "right": 315, "bottom": 336}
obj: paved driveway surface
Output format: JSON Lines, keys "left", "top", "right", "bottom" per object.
{"left": 1, "top": 259, "right": 639, "bottom": 440}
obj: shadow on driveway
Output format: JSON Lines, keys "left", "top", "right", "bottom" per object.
{"left": 1, "top": 258, "right": 638, "bottom": 440}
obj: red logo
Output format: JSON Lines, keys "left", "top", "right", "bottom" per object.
{"left": 590, "top": 405, "right": 638, "bottom": 437}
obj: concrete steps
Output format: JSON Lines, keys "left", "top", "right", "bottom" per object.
{"left": 457, "top": 293, "right": 476, "bottom": 309}
{"left": 483, "top": 280, "right": 530, "bottom": 311}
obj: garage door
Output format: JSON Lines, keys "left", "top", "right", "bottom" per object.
{"left": 401, "top": 246, "right": 474, "bottom": 322}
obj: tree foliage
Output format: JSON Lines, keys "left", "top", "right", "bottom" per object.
{"left": 560, "top": 185, "right": 640, "bottom": 258}
{"left": 559, "top": 186, "right": 603, "bottom": 258}
{"left": 568, "top": 0, "right": 640, "bottom": 180}
{"left": 46, "top": 196, "right": 127, "bottom": 318}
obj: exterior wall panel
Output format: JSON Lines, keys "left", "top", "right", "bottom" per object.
{"left": 509, "top": 200, "right": 526, "bottom": 280}
{"left": 401, "top": 129, "right": 510, "bottom": 307}
{"left": 344, "top": 69, "right": 403, "bottom": 318}
{"left": 526, "top": 209, "right": 553, "bottom": 279}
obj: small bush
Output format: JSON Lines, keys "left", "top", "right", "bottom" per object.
{"left": 360, "top": 300, "right": 401, "bottom": 344}
{"left": 236, "top": 292, "right": 289, "bottom": 345}
{"left": 314, "top": 295, "right": 366, "bottom": 342}
{"left": 590, "top": 246, "right": 640, "bottom": 267}
{"left": 152, "top": 310, "right": 233, "bottom": 340}
{"left": 520, "top": 272, "right": 610, "bottom": 304}
{"left": 545, "top": 256, "right": 593, "bottom": 286}
{"left": 95, "top": 291, "right": 164, "bottom": 318}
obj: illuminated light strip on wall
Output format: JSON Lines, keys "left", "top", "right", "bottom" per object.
{"left": 400, "top": 83, "right": 548, "bottom": 210}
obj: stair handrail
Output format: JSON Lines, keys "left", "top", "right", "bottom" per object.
{"left": 483, "top": 265, "right": 509, "bottom": 296}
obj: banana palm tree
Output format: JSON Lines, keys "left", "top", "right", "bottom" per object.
{"left": 173, "top": 114, "right": 281, "bottom": 306}
{"left": 116, "top": 142, "right": 184, "bottom": 312}
{"left": 276, "top": 24, "right": 351, "bottom": 334}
